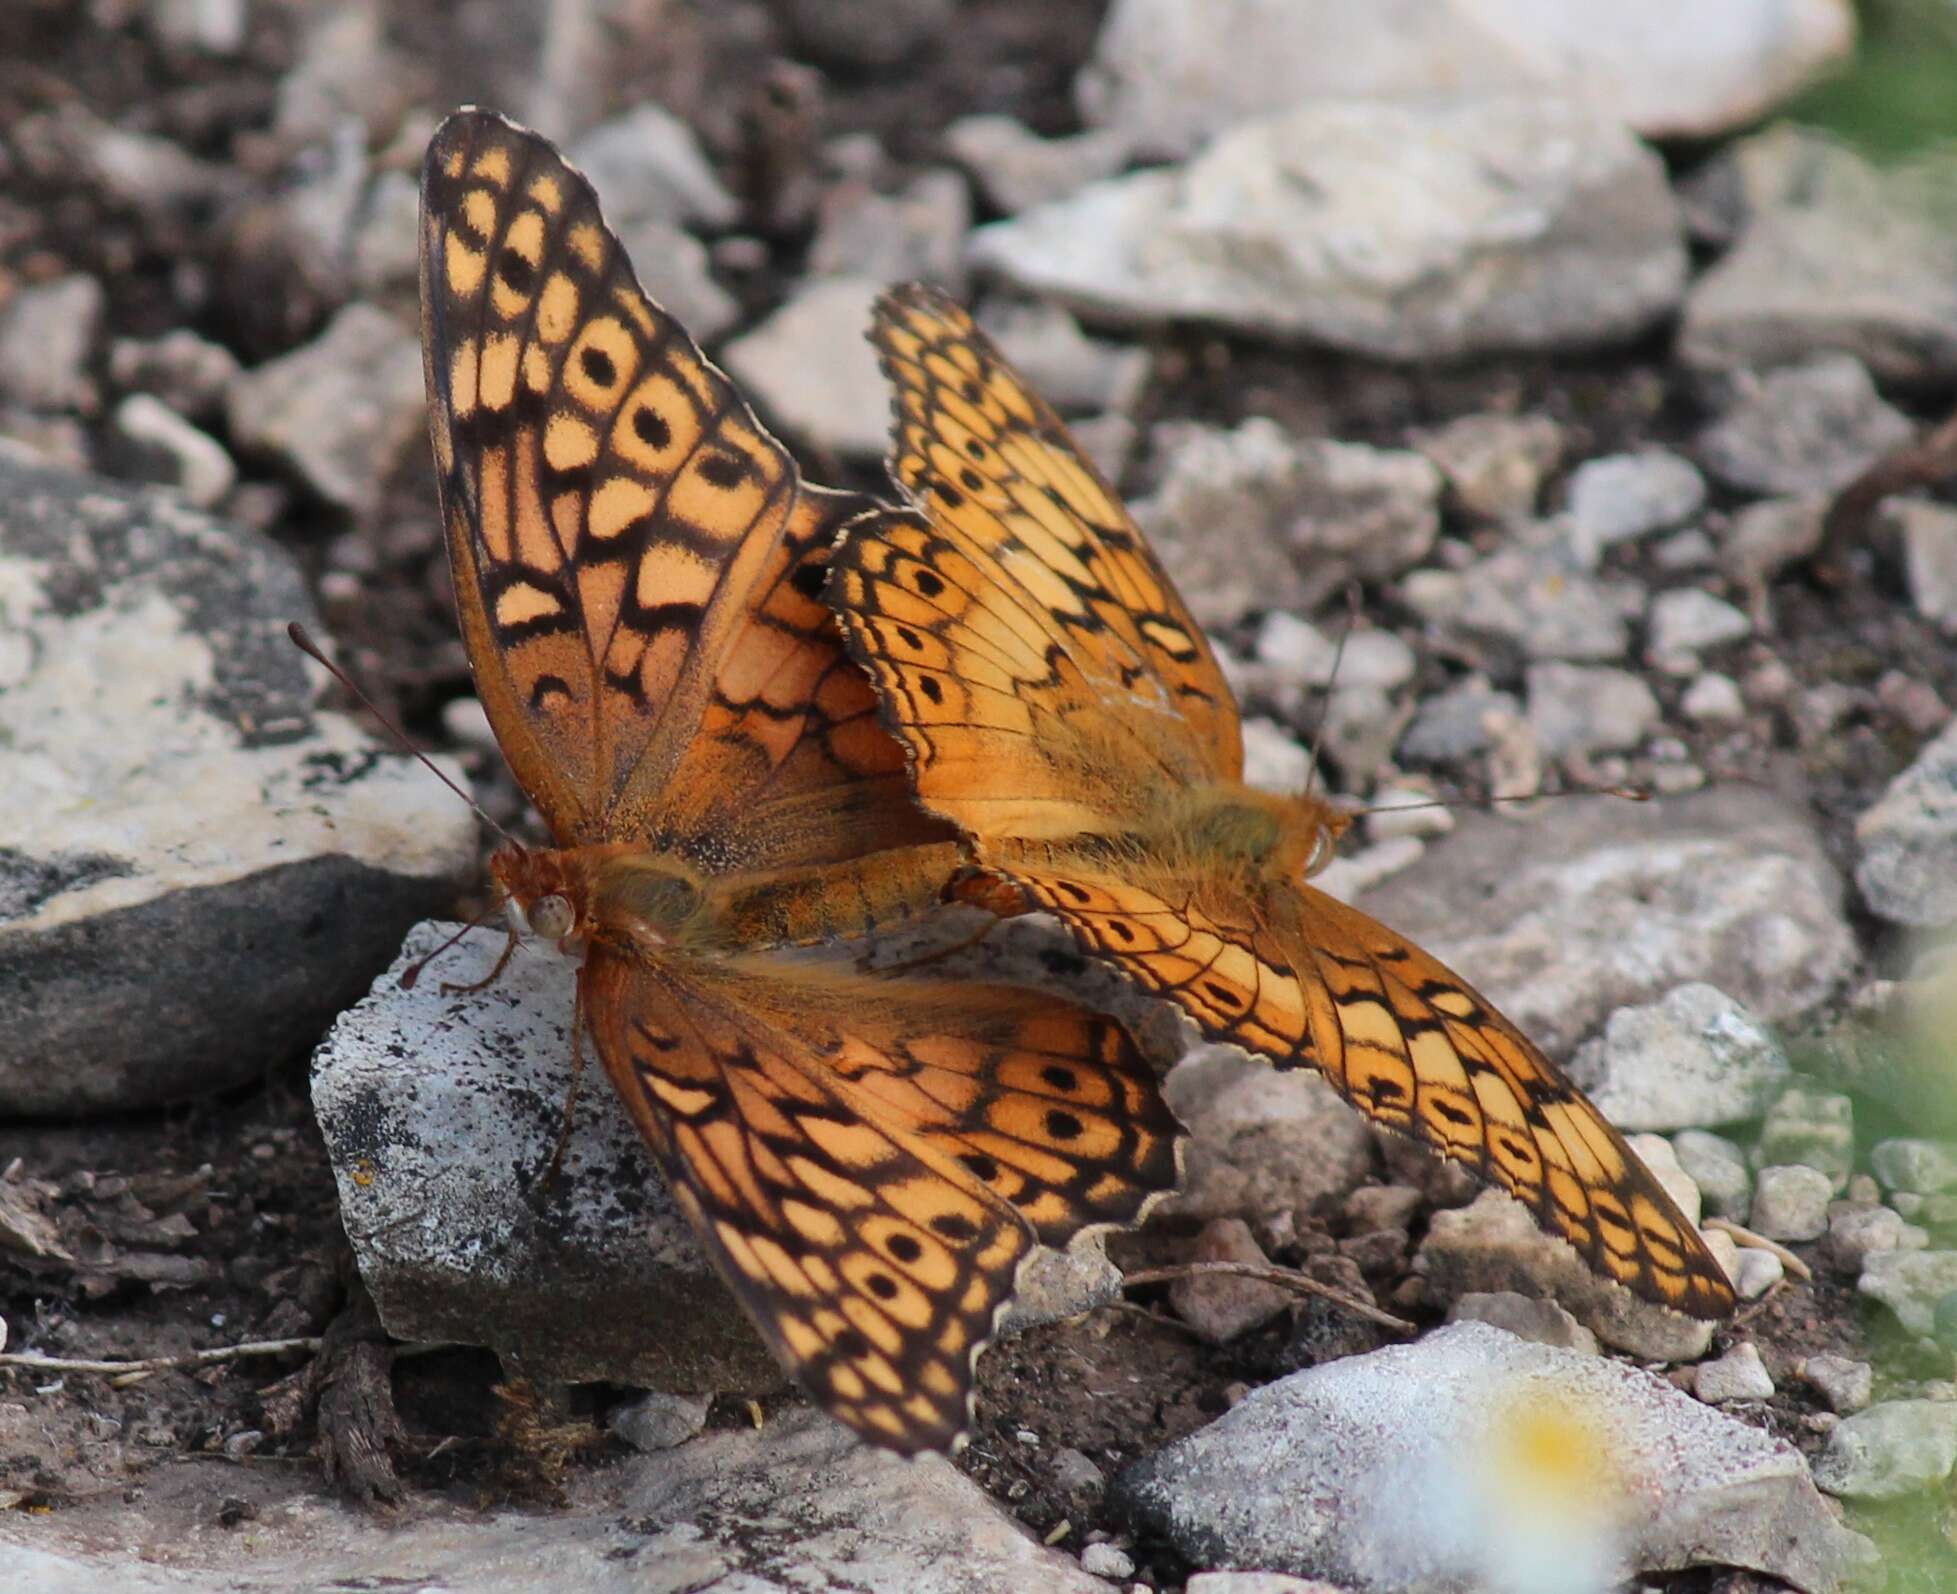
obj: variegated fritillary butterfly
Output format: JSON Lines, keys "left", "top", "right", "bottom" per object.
{"left": 827, "top": 284, "right": 1736, "bottom": 1322}
{"left": 419, "top": 113, "right": 1182, "bottom": 1453}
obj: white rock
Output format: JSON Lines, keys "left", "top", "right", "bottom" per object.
{"left": 1855, "top": 716, "right": 1957, "bottom": 928}
{"left": 1858, "top": 1249, "right": 1957, "bottom": 1336}
{"left": 1626, "top": 1134, "right": 1705, "bottom": 1226}
{"left": 1801, "top": 1353, "right": 1875, "bottom": 1414}
{"left": 944, "top": 114, "right": 1134, "bottom": 214}
{"left": 1680, "top": 672, "right": 1747, "bottom": 725}
{"left": 1239, "top": 716, "right": 1314, "bottom": 795}
{"left": 1402, "top": 536, "right": 1641, "bottom": 663}
{"left": 147, "top": 0, "right": 247, "bottom": 54}
{"left": 1698, "top": 353, "right": 1914, "bottom": 497}
{"left": 1828, "top": 1206, "right": 1924, "bottom": 1274}
{"left": 1871, "top": 1139, "right": 1957, "bottom": 1195}
{"left": 111, "top": 393, "right": 237, "bottom": 508}
{"left": 225, "top": 302, "right": 424, "bottom": 517}
{"left": 1694, "top": 1342, "right": 1775, "bottom": 1403}
{"left": 1812, "top": 1401, "right": 1957, "bottom": 1500}
{"left": 1565, "top": 449, "right": 1706, "bottom": 563}
{"left": 610, "top": 1391, "right": 711, "bottom": 1452}
{"left": 1078, "top": 0, "right": 1854, "bottom": 154}
{"left": 723, "top": 277, "right": 889, "bottom": 459}
{"left": 1187, "top": 1575, "right": 1348, "bottom": 1594}
{"left": 569, "top": 103, "right": 739, "bottom": 230}
{"left": 1411, "top": 412, "right": 1565, "bottom": 523}
{"left": 1162, "top": 1047, "right": 1376, "bottom": 1223}
{"left": 1079, "top": 1541, "right": 1135, "bottom": 1580}
{"left": 1891, "top": 497, "right": 1957, "bottom": 634}
{"left": 1671, "top": 1129, "right": 1753, "bottom": 1219}
{"left": 1355, "top": 787, "right": 1854, "bottom": 1058}
{"left": 1570, "top": 984, "right": 1789, "bottom": 1133}
{"left": 1111, "top": 1321, "right": 1873, "bottom": 1593}
{"left": 970, "top": 96, "right": 1685, "bottom": 361}
{"left": 1524, "top": 662, "right": 1660, "bottom": 758}
{"left": 0, "top": 456, "right": 473, "bottom": 1115}
{"left": 1748, "top": 1165, "right": 1834, "bottom": 1242}
{"left": 976, "top": 300, "right": 1148, "bottom": 415}
{"left": 809, "top": 170, "right": 970, "bottom": 292}
{"left": 1646, "top": 588, "right": 1752, "bottom": 663}
{"left": 1680, "top": 129, "right": 1957, "bottom": 388}
{"left": 107, "top": 328, "right": 242, "bottom": 422}
{"left": 1397, "top": 676, "right": 1521, "bottom": 763}
{"left": 1133, "top": 419, "right": 1438, "bottom": 624}
{"left": 1255, "top": 612, "right": 1415, "bottom": 693}
{"left": 1364, "top": 786, "right": 1455, "bottom": 845}
{"left": 0, "top": 274, "right": 103, "bottom": 413}
{"left": 1732, "top": 1247, "right": 1784, "bottom": 1301}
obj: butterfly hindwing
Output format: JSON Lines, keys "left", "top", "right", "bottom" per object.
{"left": 583, "top": 949, "right": 1182, "bottom": 1452}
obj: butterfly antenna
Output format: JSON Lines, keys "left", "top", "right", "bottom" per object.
{"left": 1302, "top": 585, "right": 1363, "bottom": 802}
{"left": 1363, "top": 784, "right": 1651, "bottom": 820}
{"left": 287, "top": 621, "right": 520, "bottom": 848}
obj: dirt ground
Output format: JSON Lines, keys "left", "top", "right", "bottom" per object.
{"left": 3, "top": 1, "right": 1956, "bottom": 1589}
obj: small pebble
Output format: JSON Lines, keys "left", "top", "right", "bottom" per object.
{"left": 1694, "top": 1342, "right": 1775, "bottom": 1403}
{"left": 1080, "top": 1541, "right": 1135, "bottom": 1580}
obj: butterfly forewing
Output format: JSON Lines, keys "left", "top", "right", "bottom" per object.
{"left": 584, "top": 951, "right": 1182, "bottom": 1452}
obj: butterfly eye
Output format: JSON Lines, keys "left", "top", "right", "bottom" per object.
{"left": 527, "top": 894, "right": 577, "bottom": 939}
{"left": 1302, "top": 827, "right": 1337, "bottom": 879}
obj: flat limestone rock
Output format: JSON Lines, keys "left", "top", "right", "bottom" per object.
{"left": 0, "top": 1407, "right": 1104, "bottom": 1592}
{"left": 1112, "top": 1321, "right": 1876, "bottom": 1594}
{"left": 0, "top": 454, "right": 474, "bottom": 1115}
{"left": 315, "top": 920, "right": 1158, "bottom": 1392}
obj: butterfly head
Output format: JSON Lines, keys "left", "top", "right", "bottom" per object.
{"left": 1176, "top": 787, "right": 1352, "bottom": 886}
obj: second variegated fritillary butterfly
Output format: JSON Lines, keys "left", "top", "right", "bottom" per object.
{"left": 419, "top": 112, "right": 1182, "bottom": 1452}
{"left": 827, "top": 284, "right": 1736, "bottom": 1322}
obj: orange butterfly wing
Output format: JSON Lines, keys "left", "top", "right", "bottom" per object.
{"left": 584, "top": 951, "right": 1180, "bottom": 1452}
{"left": 830, "top": 284, "right": 1735, "bottom": 1321}
{"left": 420, "top": 114, "right": 1186, "bottom": 1451}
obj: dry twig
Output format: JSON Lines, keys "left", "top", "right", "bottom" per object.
{"left": 0, "top": 1337, "right": 321, "bottom": 1377}
{"left": 1703, "top": 1217, "right": 1815, "bottom": 1282}
{"left": 1121, "top": 1261, "right": 1415, "bottom": 1334}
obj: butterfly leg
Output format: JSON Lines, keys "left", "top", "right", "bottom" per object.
{"left": 438, "top": 920, "right": 522, "bottom": 996}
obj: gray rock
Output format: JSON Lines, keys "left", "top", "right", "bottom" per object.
{"left": 1163, "top": 1047, "right": 1376, "bottom": 1221}
{"left": 1051, "top": 1446, "right": 1106, "bottom": 1498}
{"left": 976, "top": 301, "right": 1149, "bottom": 415}
{"left": 1891, "top": 497, "right": 1957, "bottom": 633}
{"left": 1417, "top": 1190, "right": 1715, "bottom": 1361}
{"left": 1858, "top": 1249, "right": 1957, "bottom": 1336}
{"left": 1132, "top": 419, "right": 1439, "bottom": 625}
{"left": 1565, "top": 449, "right": 1706, "bottom": 562}
{"left": 1524, "top": 662, "right": 1659, "bottom": 758}
{"left": 1570, "top": 986, "right": 1787, "bottom": 1134}
{"left": 225, "top": 302, "right": 424, "bottom": 517}
{"left": 610, "top": 1391, "right": 711, "bottom": 1452}
{"left": 777, "top": 0, "right": 956, "bottom": 69}
{"left": 0, "top": 456, "right": 472, "bottom": 1115}
{"left": 1077, "top": 0, "right": 1853, "bottom": 155}
{"left": 1445, "top": 1291, "right": 1598, "bottom": 1354}
{"left": 107, "top": 330, "right": 242, "bottom": 423}
{"left": 568, "top": 103, "right": 739, "bottom": 231}
{"left": 1755, "top": 1084, "right": 1855, "bottom": 1188}
{"left": 349, "top": 166, "right": 422, "bottom": 297}
{"left": 1397, "top": 676, "right": 1521, "bottom": 763}
{"left": 1411, "top": 412, "right": 1565, "bottom": 523}
{"left": 109, "top": 394, "right": 236, "bottom": 509}
{"left": 970, "top": 96, "right": 1685, "bottom": 361}
{"left": 1646, "top": 589, "right": 1753, "bottom": 661}
{"left": 1856, "top": 717, "right": 1957, "bottom": 928}
{"left": 1679, "top": 132, "right": 1957, "bottom": 387}
{"left": 809, "top": 170, "right": 970, "bottom": 293}
{"left": 1695, "top": 1342, "right": 1775, "bottom": 1403}
{"left": 1697, "top": 353, "right": 1914, "bottom": 496}
{"left": 723, "top": 277, "right": 888, "bottom": 460}
{"left": 1733, "top": 1247, "right": 1785, "bottom": 1301}
{"left": 1401, "top": 531, "right": 1641, "bottom": 663}
{"left": 1828, "top": 1206, "right": 1925, "bottom": 1275}
{"left": 1872, "top": 1139, "right": 1957, "bottom": 1195}
{"left": 1801, "top": 1353, "right": 1875, "bottom": 1415}
{"left": 1078, "top": 1541, "right": 1135, "bottom": 1580}
{"left": 147, "top": 0, "right": 245, "bottom": 55}
{"left": 944, "top": 115, "right": 1134, "bottom": 215}
{"left": 1719, "top": 494, "right": 1829, "bottom": 592}
{"left": 1749, "top": 1166, "right": 1834, "bottom": 1242}
{"left": 1672, "top": 1130, "right": 1754, "bottom": 1220}
{"left": 0, "top": 275, "right": 103, "bottom": 413}
{"left": 1169, "top": 1218, "right": 1292, "bottom": 1345}
{"left": 1112, "top": 1321, "right": 1872, "bottom": 1593}
{"left": 1355, "top": 787, "right": 1854, "bottom": 1058}
{"left": 1186, "top": 1576, "right": 1347, "bottom": 1594}
{"left": 1680, "top": 672, "right": 1747, "bottom": 725}
{"left": 1812, "top": 1400, "right": 1957, "bottom": 1500}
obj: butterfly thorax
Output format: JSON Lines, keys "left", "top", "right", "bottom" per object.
{"left": 1161, "top": 786, "right": 1352, "bottom": 894}
{"left": 490, "top": 842, "right": 709, "bottom": 956}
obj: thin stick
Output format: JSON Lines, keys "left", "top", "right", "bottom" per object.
{"left": 0, "top": 1337, "right": 321, "bottom": 1377}
{"left": 1121, "top": 1261, "right": 1415, "bottom": 1334}
{"left": 1702, "top": 1218, "right": 1814, "bottom": 1282}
